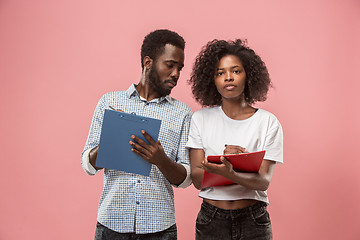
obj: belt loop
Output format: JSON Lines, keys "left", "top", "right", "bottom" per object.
{"left": 211, "top": 206, "right": 218, "bottom": 219}
{"left": 203, "top": 200, "right": 218, "bottom": 219}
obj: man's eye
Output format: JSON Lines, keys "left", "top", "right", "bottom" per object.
{"left": 167, "top": 64, "right": 174, "bottom": 68}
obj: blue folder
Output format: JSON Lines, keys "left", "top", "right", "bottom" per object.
{"left": 96, "top": 109, "right": 162, "bottom": 176}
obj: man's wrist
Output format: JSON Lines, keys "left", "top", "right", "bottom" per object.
{"left": 89, "top": 146, "right": 101, "bottom": 170}
{"left": 154, "top": 155, "right": 172, "bottom": 169}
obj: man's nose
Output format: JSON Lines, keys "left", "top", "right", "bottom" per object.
{"left": 170, "top": 68, "right": 180, "bottom": 79}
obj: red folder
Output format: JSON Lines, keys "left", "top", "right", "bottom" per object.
{"left": 201, "top": 150, "right": 266, "bottom": 189}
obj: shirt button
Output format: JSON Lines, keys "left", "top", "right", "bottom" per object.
{"left": 137, "top": 180, "right": 141, "bottom": 183}
{"left": 136, "top": 201, "right": 140, "bottom": 205}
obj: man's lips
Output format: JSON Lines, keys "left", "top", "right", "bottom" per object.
{"left": 165, "top": 80, "right": 177, "bottom": 87}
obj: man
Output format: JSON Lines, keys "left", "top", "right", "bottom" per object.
{"left": 81, "top": 29, "right": 192, "bottom": 239}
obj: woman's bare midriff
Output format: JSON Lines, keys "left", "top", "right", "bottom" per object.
{"left": 204, "top": 198, "right": 259, "bottom": 210}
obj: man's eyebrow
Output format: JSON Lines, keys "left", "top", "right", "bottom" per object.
{"left": 165, "top": 60, "right": 184, "bottom": 68}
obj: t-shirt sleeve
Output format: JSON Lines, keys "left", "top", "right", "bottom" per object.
{"left": 263, "top": 118, "right": 283, "bottom": 164}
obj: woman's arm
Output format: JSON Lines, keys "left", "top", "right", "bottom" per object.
{"left": 202, "top": 158, "right": 276, "bottom": 191}
{"left": 189, "top": 148, "right": 206, "bottom": 190}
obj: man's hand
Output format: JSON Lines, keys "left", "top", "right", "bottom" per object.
{"left": 130, "top": 130, "right": 187, "bottom": 185}
{"left": 223, "top": 144, "right": 247, "bottom": 155}
{"left": 129, "top": 130, "right": 168, "bottom": 166}
{"left": 89, "top": 146, "right": 103, "bottom": 170}
{"left": 109, "top": 106, "right": 123, "bottom": 112}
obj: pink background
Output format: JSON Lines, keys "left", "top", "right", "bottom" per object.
{"left": 1, "top": 0, "right": 359, "bottom": 239}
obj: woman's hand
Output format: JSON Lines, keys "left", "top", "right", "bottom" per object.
{"left": 201, "top": 156, "right": 234, "bottom": 179}
{"left": 223, "top": 145, "right": 247, "bottom": 155}
{"left": 201, "top": 145, "right": 247, "bottom": 179}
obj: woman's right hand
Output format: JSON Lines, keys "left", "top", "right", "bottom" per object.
{"left": 223, "top": 145, "right": 247, "bottom": 155}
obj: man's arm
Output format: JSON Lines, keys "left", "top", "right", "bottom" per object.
{"left": 81, "top": 94, "right": 107, "bottom": 175}
{"left": 89, "top": 146, "right": 103, "bottom": 171}
{"left": 81, "top": 147, "right": 102, "bottom": 175}
{"left": 130, "top": 130, "right": 187, "bottom": 185}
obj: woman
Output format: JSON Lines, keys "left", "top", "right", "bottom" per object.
{"left": 186, "top": 39, "right": 283, "bottom": 240}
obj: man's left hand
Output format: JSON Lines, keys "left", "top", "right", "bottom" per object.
{"left": 129, "top": 130, "right": 167, "bottom": 166}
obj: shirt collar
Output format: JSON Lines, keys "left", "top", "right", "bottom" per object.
{"left": 126, "top": 84, "right": 174, "bottom": 104}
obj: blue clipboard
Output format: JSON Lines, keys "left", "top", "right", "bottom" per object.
{"left": 96, "top": 109, "right": 162, "bottom": 176}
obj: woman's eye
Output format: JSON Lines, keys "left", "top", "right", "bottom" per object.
{"left": 216, "top": 72, "right": 224, "bottom": 76}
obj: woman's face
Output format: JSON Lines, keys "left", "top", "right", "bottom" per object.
{"left": 214, "top": 55, "right": 247, "bottom": 101}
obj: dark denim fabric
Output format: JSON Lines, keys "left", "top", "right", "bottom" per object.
{"left": 196, "top": 200, "right": 272, "bottom": 240}
{"left": 95, "top": 222, "right": 177, "bottom": 240}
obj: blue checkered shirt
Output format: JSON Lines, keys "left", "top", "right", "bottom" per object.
{"left": 81, "top": 84, "right": 192, "bottom": 234}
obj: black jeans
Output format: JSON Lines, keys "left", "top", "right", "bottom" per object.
{"left": 95, "top": 222, "right": 177, "bottom": 240}
{"left": 196, "top": 200, "right": 272, "bottom": 240}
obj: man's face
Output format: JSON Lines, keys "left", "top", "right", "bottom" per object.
{"left": 148, "top": 44, "right": 184, "bottom": 97}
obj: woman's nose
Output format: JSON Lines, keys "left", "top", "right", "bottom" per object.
{"left": 225, "top": 72, "right": 233, "bottom": 81}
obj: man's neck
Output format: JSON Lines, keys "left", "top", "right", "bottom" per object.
{"left": 135, "top": 81, "right": 161, "bottom": 102}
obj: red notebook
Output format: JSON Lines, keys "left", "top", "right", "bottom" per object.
{"left": 201, "top": 150, "right": 266, "bottom": 189}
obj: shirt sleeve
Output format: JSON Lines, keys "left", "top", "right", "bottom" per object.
{"left": 81, "top": 95, "right": 107, "bottom": 174}
{"left": 171, "top": 108, "right": 192, "bottom": 188}
{"left": 81, "top": 148, "right": 101, "bottom": 175}
{"left": 175, "top": 109, "right": 192, "bottom": 165}
{"left": 172, "top": 163, "right": 192, "bottom": 188}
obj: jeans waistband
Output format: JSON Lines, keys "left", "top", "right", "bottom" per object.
{"left": 200, "top": 199, "right": 268, "bottom": 218}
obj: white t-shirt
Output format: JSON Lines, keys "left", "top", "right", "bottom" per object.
{"left": 186, "top": 106, "right": 283, "bottom": 203}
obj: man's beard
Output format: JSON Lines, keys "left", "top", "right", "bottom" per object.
{"left": 148, "top": 65, "right": 171, "bottom": 97}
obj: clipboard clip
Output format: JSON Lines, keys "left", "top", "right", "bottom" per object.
{"left": 117, "top": 112, "right": 148, "bottom": 124}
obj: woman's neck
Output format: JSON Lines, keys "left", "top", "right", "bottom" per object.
{"left": 221, "top": 98, "right": 256, "bottom": 120}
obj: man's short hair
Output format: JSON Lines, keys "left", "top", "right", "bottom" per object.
{"left": 141, "top": 29, "right": 185, "bottom": 69}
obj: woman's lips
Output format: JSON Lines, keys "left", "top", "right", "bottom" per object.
{"left": 224, "top": 84, "right": 236, "bottom": 90}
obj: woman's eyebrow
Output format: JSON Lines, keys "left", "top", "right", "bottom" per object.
{"left": 217, "top": 66, "right": 241, "bottom": 70}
